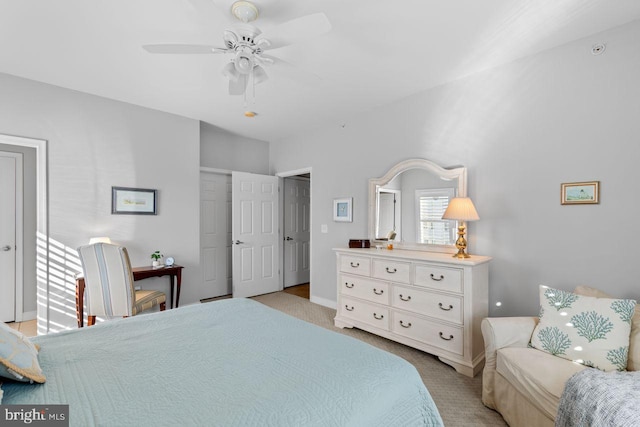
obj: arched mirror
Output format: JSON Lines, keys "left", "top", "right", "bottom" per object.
{"left": 368, "top": 159, "right": 467, "bottom": 253}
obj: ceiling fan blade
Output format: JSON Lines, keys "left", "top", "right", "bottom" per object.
{"left": 262, "top": 54, "right": 322, "bottom": 87}
{"left": 229, "top": 75, "right": 249, "bottom": 95}
{"left": 257, "top": 13, "right": 331, "bottom": 50}
{"left": 142, "top": 44, "right": 227, "bottom": 54}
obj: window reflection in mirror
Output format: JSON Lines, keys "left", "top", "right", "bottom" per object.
{"left": 416, "top": 188, "right": 455, "bottom": 245}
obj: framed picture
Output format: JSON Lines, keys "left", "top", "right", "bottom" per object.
{"left": 333, "top": 198, "right": 353, "bottom": 222}
{"left": 112, "top": 187, "right": 158, "bottom": 215}
{"left": 561, "top": 181, "right": 599, "bottom": 205}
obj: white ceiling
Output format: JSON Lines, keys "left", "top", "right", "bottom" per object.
{"left": 1, "top": 0, "right": 640, "bottom": 141}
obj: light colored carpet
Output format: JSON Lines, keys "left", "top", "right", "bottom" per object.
{"left": 250, "top": 291, "right": 507, "bottom": 427}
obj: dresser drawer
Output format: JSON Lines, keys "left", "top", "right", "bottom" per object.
{"left": 392, "top": 285, "right": 463, "bottom": 325}
{"left": 340, "top": 297, "right": 390, "bottom": 331}
{"left": 339, "top": 255, "right": 371, "bottom": 276}
{"left": 413, "top": 264, "right": 463, "bottom": 293}
{"left": 391, "top": 311, "right": 463, "bottom": 355}
{"left": 340, "top": 275, "right": 390, "bottom": 305}
{"left": 372, "top": 259, "right": 410, "bottom": 283}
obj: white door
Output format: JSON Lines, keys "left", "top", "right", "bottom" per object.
{"left": 232, "top": 172, "right": 280, "bottom": 298}
{"left": 283, "top": 177, "right": 310, "bottom": 288}
{"left": 200, "top": 172, "right": 232, "bottom": 298}
{"left": 0, "top": 154, "right": 19, "bottom": 322}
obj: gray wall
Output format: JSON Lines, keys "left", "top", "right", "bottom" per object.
{"left": 0, "top": 143, "right": 36, "bottom": 315}
{"left": 0, "top": 73, "right": 200, "bottom": 331}
{"left": 201, "top": 122, "right": 270, "bottom": 173}
{"left": 270, "top": 20, "right": 640, "bottom": 316}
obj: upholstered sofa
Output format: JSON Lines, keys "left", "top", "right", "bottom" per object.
{"left": 481, "top": 286, "right": 640, "bottom": 426}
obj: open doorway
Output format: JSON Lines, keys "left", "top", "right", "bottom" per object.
{"left": 199, "top": 167, "right": 311, "bottom": 301}
{"left": 279, "top": 169, "right": 311, "bottom": 300}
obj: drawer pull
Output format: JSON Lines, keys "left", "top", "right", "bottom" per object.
{"left": 350, "top": 262, "right": 360, "bottom": 268}
{"left": 373, "top": 288, "right": 384, "bottom": 295}
{"left": 438, "top": 303, "right": 454, "bottom": 311}
{"left": 399, "top": 294, "right": 412, "bottom": 302}
{"left": 345, "top": 282, "right": 354, "bottom": 289}
{"left": 345, "top": 305, "right": 354, "bottom": 311}
{"left": 399, "top": 320, "right": 412, "bottom": 328}
{"left": 385, "top": 267, "right": 397, "bottom": 273}
{"left": 430, "top": 273, "right": 445, "bottom": 281}
{"left": 373, "top": 313, "right": 384, "bottom": 320}
{"left": 439, "top": 332, "right": 454, "bottom": 341}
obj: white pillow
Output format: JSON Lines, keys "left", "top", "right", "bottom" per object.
{"left": 0, "top": 322, "right": 45, "bottom": 383}
{"left": 531, "top": 285, "right": 636, "bottom": 372}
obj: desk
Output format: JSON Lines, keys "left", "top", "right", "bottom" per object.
{"left": 75, "top": 265, "right": 183, "bottom": 328}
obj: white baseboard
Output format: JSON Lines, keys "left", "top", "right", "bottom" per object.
{"left": 310, "top": 295, "right": 336, "bottom": 310}
{"left": 20, "top": 311, "right": 37, "bottom": 322}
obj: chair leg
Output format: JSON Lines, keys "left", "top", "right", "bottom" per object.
{"left": 160, "top": 301, "right": 166, "bottom": 311}
{"left": 88, "top": 316, "right": 96, "bottom": 326}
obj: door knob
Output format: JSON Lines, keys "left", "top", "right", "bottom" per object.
{"left": 1, "top": 245, "right": 11, "bottom": 251}
{"left": 232, "top": 240, "right": 244, "bottom": 245}
{"left": 285, "top": 236, "right": 294, "bottom": 241}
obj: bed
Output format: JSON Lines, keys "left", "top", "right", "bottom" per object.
{"left": 2, "top": 298, "right": 443, "bottom": 426}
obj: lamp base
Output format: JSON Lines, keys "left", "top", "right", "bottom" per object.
{"left": 452, "top": 249, "right": 471, "bottom": 259}
{"left": 452, "top": 223, "right": 470, "bottom": 258}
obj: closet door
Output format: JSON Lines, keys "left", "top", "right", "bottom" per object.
{"left": 200, "top": 172, "right": 232, "bottom": 298}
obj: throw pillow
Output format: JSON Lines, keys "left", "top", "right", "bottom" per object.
{"left": 0, "top": 381, "right": 3, "bottom": 404}
{"left": 0, "top": 322, "right": 46, "bottom": 383}
{"left": 530, "top": 285, "right": 636, "bottom": 372}
{"left": 574, "top": 285, "right": 640, "bottom": 371}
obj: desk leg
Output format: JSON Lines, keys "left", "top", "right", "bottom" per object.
{"left": 75, "top": 279, "right": 84, "bottom": 328}
{"left": 169, "top": 275, "right": 174, "bottom": 309}
{"left": 175, "top": 270, "right": 182, "bottom": 308}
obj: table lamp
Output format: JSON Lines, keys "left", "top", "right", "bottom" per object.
{"left": 441, "top": 197, "right": 479, "bottom": 259}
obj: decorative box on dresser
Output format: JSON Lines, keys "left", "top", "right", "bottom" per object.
{"left": 334, "top": 247, "right": 491, "bottom": 377}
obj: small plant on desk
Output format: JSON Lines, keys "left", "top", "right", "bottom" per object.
{"left": 151, "top": 251, "right": 163, "bottom": 267}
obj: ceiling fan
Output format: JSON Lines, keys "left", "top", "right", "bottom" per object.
{"left": 143, "top": 1, "right": 331, "bottom": 96}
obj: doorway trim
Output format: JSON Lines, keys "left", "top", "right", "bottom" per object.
{"left": 0, "top": 133, "right": 48, "bottom": 330}
{"left": 276, "top": 167, "right": 312, "bottom": 299}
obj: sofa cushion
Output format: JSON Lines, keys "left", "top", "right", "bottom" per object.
{"left": 496, "top": 347, "right": 586, "bottom": 419}
{"left": 574, "top": 285, "right": 640, "bottom": 371}
{"left": 531, "top": 285, "right": 636, "bottom": 371}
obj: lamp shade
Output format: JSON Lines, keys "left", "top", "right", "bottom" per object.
{"left": 89, "top": 237, "right": 112, "bottom": 245}
{"left": 441, "top": 197, "right": 479, "bottom": 221}
{"left": 222, "top": 62, "right": 240, "bottom": 82}
{"left": 252, "top": 65, "right": 268, "bottom": 85}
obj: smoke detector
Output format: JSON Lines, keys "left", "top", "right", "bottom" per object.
{"left": 591, "top": 43, "right": 606, "bottom": 56}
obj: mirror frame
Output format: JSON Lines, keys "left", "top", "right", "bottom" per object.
{"left": 368, "top": 158, "right": 467, "bottom": 253}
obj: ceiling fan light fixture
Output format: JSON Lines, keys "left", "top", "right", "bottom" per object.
{"left": 231, "top": 1, "right": 258, "bottom": 23}
{"left": 234, "top": 52, "right": 254, "bottom": 75}
{"left": 222, "top": 62, "right": 240, "bottom": 82}
{"left": 253, "top": 65, "right": 268, "bottom": 85}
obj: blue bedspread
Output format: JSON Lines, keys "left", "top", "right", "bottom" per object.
{"left": 3, "top": 299, "right": 443, "bottom": 426}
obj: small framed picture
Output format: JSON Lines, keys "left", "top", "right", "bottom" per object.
{"left": 333, "top": 198, "right": 353, "bottom": 222}
{"left": 561, "top": 181, "right": 599, "bottom": 205}
{"left": 112, "top": 187, "right": 158, "bottom": 215}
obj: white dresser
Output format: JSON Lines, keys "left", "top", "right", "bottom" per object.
{"left": 334, "top": 247, "right": 491, "bottom": 377}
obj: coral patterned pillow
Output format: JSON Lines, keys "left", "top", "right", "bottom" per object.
{"left": 0, "top": 322, "right": 45, "bottom": 383}
{"left": 530, "top": 285, "right": 636, "bottom": 372}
